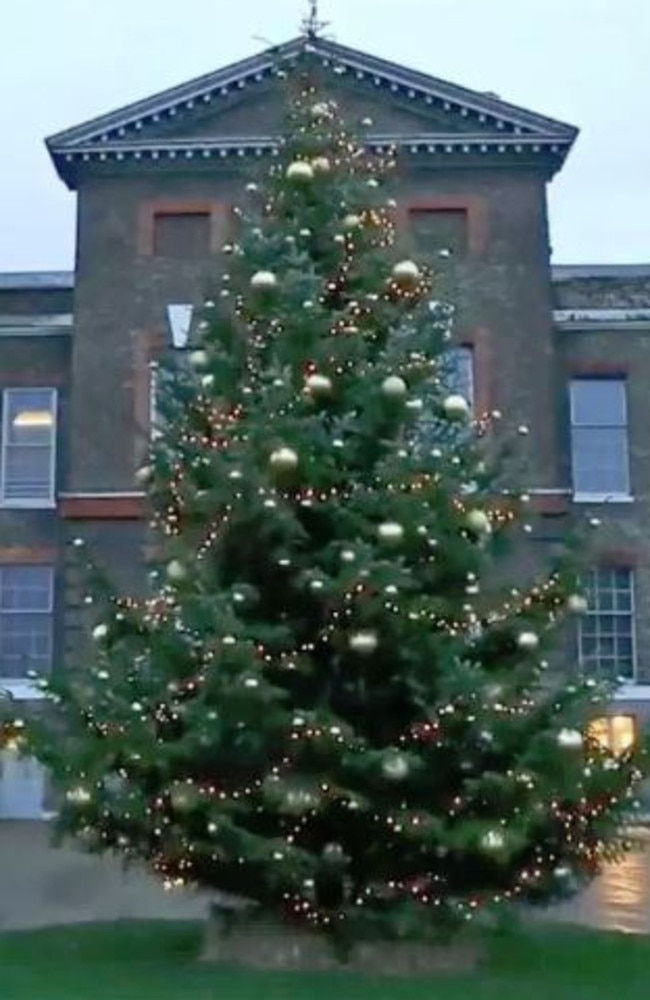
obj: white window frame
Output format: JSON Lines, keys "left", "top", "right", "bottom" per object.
{"left": 0, "top": 388, "right": 57, "bottom": 508}
{"left": 570, "top": 378, "right": 631, "bottom": 503}
{"left": 0, "top": 565, "right": 54, "bottom": 701}
{"left": 445, "top": 345, "right": 475, "bottom": 411}
{"left": 149, "top": 361, "right": 160, "bottom": 441}
{"left": 578, "top": 567, "right": 637, "bottom": 684}
{"left": 415, "top": 345, "right": 475, "bottom": 452}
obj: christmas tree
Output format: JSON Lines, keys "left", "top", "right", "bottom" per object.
{"left": 29, "top": 55, "right": 643, "bottom": 945}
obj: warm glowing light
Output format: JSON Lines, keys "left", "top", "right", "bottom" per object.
{"left": 12, "top": 409, "right": 53, "bottom": 428}
{"left": 588, "top": 715, "right": 636, "bottom": 755}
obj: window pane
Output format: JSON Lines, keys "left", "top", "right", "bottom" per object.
{"left": 581, "top": 636, "right": 597, "bottom": 656}
{"left": 598, "top": 589, "right": 615, "bottom": 611}
{"left": 442, "top": 347, "right": 474, "bottom": 406}
{"left": 618, "top": 637, "right": 633, "bottom": 657}
{"left": 571, "top": 379, "right": 626, "bottom": 427}
{"left": 0, "top": 614, "right": 52, "bottom": 678}
{"left": 579, "top": 568, "right": 635, "bottom": 681}
{"left": 3, "top": 447, "right": 53, "bottom": 499}
{"left": 5, "top": 390, "right": 56, "bottom": 446}
{"left": 0, "top": 568, "right": 53, "bottom": 680}
{"left": 0, "top": 567, "right": 52, "bottom": 612}
{"left": 2, "top": 390, "right": 56, "bottom": 502}
{"left": 571, "top": 427, "right": 629, "bottom": 494}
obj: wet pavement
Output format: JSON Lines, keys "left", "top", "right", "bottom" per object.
{"left": 551, "top": 832, "right": 650, "bottom": 935}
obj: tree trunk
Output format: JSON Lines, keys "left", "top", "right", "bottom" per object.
{"left": 200, "top": 905, "right": 484, "bottom": 975}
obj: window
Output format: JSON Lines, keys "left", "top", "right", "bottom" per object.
{"left": 588, "top": 715, "right": 636, "bottom": 756}
{"left": 570, "top": 378, "right": 630, "bottom": 500}
{"left": 410, "top": 209, "right": 468, "bottom": 258}
{"left": 1, "top": 389, "right": 57, "bottom": 506}
{"left": 148, "top": 354, "right": 193, "bottom": 443}
{"left": 0, "top": 749, "right": 46, "bottom": 819}
{"left": 578, "top": 568, "right": 636, "bottom": 681}
{"left": 149, "top": 361, "right": 160, "bottom": 441}
{"left": 153, "top": 212, "right": 211, "bottom": 258}
{"left": 0, "top": 566, "right": 54, "bottom": 682}
{"left": 417, "top": 345, "right": 474, "bottom": 451}
{"left": 443, "top": 345, "right": 474, "bottom": 409}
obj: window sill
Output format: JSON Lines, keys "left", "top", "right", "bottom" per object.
{"left": 614, "top": 685, "right": 650, "bottom": 703}
{"left": 0, "top": 682, "right": 46, "bottom": 702}
{"left": 573, "top": 493, "right": 634, "bottom": 504}
{"left": 0, "top": 500, "right": 56, "bottom": 510}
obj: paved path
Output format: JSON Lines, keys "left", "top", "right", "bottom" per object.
{"left": 0, "top": 822, "right": 209, "bottom": 931}
{"left": 549, "top": 833, "right": 650, "bottom": 934}
{"left": 1, "top": 821, "right": 649, "bottom": 933}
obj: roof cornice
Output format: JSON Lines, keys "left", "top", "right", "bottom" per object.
{"left": 0, "top": 271, "right": 74, "bottom": 290}
{"left": 55, "top": 130, "right": 570, "bottom": 162}
{"left": 554, "top": 308, "right": 650, "bottom": 331}
{"left": 47, "top": 35, "right": 577, "bottom": 189}
{"left": 552, "top": 264, "right": 650, "bottom": 281}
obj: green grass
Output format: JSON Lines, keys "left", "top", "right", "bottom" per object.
{"left": 1, "top": 920, "right": 650, "bottom": 1000}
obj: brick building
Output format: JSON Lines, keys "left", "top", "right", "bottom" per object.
{"left": 0, "top": 35, "right": 649, "bottom": 819}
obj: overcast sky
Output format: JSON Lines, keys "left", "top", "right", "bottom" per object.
{"left": 1, "top": 0, "right": 647, "bottom": 271}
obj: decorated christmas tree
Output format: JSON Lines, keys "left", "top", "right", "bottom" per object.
{"left": 28, "top": 48, "right": 643, "bottom": 946}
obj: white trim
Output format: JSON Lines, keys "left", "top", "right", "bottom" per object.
{"left": 0, "top": 388, "right": 58, "bottom": 507}
{"left": 0, "top": 315, "right": 73, "bottom": 338}
{"left": 0, "top": 272, "right": 73, "bottom": 291}
{"left": 557, "top": 320, "right": 650, "bottom": 333}
{"left": 58, "top": 491, "right": 146, "bottom": 499}
{"left": 167, "top": 303, "right": 193, "bottom": 348}
{"left": 149, "top": 361, "right": 159, "bottom": 441}
{"left": 573, "top": 493, "right": 634, "bottom": 504}
{"left": 0, "top": 500, "right": 57, "bottom": 510}
{"left": 528, "top": 488, "right": 572, "bottom": 496}
{"left": 553, "top": 265, "right": 650, "bottom": 281}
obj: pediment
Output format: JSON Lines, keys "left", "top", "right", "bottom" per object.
{"left": 141, "top": 80, "right": 505, "bottom": 144}
{"left": 48, "top": 35, "right": 577, "bottom": 188}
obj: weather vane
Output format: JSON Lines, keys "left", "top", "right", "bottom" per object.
{"left": 302, "top": 0, "right": 328, "bottom": 38}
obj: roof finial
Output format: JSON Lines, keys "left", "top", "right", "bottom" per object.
{"left": 301, "top": 0, "right": 328, "bottom": 38}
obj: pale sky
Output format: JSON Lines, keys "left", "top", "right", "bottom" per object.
{"left": 1, "top": 0, "right": 647, "bottom": 271}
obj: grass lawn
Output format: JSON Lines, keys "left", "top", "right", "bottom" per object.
{"left": 1, "top": 920, "right": 650, "bottom": 1000}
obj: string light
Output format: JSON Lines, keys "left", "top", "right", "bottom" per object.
{"left": 22, "top": 62, "right": 643, "bottom": 943}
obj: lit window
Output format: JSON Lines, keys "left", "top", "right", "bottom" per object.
{"left": 0, "top": 566, "right": 54, "bottom": 681}
{"left": 588, "top": 715, "right": 636, "bottom": 755}
{"left": 579, "top": 568, "right": 636, "bottom": 680}
{"left": 1, "top": 389, "right": 57, "bottom": 505}
{"left": 570, "top": 378, "right": 630, "bottom": 499}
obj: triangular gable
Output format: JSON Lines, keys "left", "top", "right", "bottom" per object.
{"left": 47, "top": 35, "right": 577, "bottom": 188}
